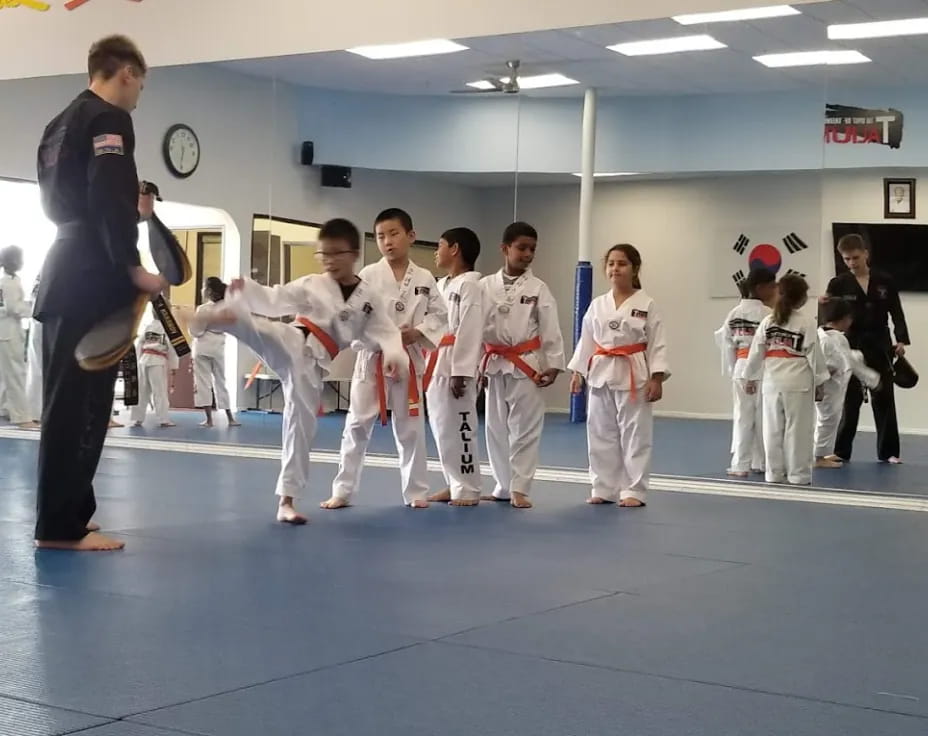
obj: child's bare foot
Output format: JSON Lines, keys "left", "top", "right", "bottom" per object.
{"left": 428, "top": 489, "right": 451, "bottom": 503}
{"left": 619, "top": 498, "right": 646, "bottom": 508}
{"left": 199, "top": 420, "right": 213, "bottom": 428}
{"left": 510, "top": 493, "right": 532, "bottom": 509}
{"left": 108, "top": 419, "right": 124, "bottom": 429}
{"left": 276, "top": 503, "right": 308, "bottom": 525}
{"left": 320, "top": 496, "right": 351, "bottom": 510}
{"left": 727, "top": 469, "right": 749, "bottom": 478}
{"left": 35, "top": 532, "right": 125, "bottom": 551}
{"left": 408, "top": 499, "right": 430, "bottom": 509}
{"left": 16, "top": 420, "right": 41, "bottom": 430}
{"left": 450, "top": 498, "right": 479, "bottom": 506}
{"left": 158, "top": 421, "right": 176, "bottom": 428}
{"left": 86, "top": 521, "right": 101, "bottom": 532}
{"left": 228, "top": 419, "right": 242, "bottom": 427}
{"left": 586, "top": 496, "right": 612, "bottom": 504}
{"left": 815, "top": 457, "right": 842, "bottom": 468}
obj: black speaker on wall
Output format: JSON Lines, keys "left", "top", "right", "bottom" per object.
{"left": 300, "top": 141, "right": 314, "bottom": 166}
{"left": 321, "top": 165, "right": 352, "bottom": 189}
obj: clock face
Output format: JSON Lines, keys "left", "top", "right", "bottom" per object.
{"left": 164, "top": 124, "right": 200, "bottom": 178}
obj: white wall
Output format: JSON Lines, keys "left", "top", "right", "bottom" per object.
{"left": 481, "top": 170, "right": 928, "bottom": 433}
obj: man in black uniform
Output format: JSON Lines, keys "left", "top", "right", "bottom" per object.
{"left": 34, "top": 35, "right": 164, "bottom": 551}
{"left": 826, "top": 233, "right": 910, "bottom": 463}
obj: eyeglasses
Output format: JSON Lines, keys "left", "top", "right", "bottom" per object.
{"left": 314, "top": 250, "right": 354, "bottom": 261}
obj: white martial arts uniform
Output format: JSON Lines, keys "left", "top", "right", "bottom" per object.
{"left": 715, "top": 299, "right": 771, "bottom": 474}
{"left": 814, "top": 327, "right": 880, "bottom": 458}
{"left": 192, "top": 300, "right": 231, "bottom": 410}
{"left": 331, "top": 259, "right": 447, "bottom": 505}
{"left": 190, "top": 274, "right": 404, "bottom": 500}
{"left": 24, "top": 278, "right": 42, "bottom": 423}
{"left": 480, "top": 269, "right": 566, "bottom": 499}
{"left": 744, "top": 311, "right": 829, "bottom": 485}
{"left": 0, "top": 271, "right": 30, "bottom": 425}
{"left": 131, "top": 319, "right": 178, "bottom": 425}
{"left": 569, "top": 290, "right": 670, "bottom": 503}
{"left": 424, "top": 271, "right": 486, "bottom": 501}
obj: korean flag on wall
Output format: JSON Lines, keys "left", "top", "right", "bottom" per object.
{"left": 710, "top": 225, "right": 820, "bottom": 298}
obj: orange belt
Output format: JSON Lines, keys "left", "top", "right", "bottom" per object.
{"left": 375, "top": 348, "right": 420, "bottom": 426}
{"left": 735, "top": 347, "right": 750, "bottom": 360}
{"left": 588, "top": 342, "right": 648, "bottom": 400}
{"left": 142, "top": 348, "right": 168, "bottom": 359}
{"left": 422, "top": 334, "right": 456, "bottom": 392}
{"left": 765, "top": 349, "right": 802, "bottom": 359}
{"left": 481, "top": 336, "right": 543, "bottom": 383}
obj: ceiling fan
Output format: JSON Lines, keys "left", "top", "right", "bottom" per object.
{"left": 451, "top": 59, "right": 521, "bottom": 94}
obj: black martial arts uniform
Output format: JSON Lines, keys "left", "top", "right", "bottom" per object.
{"left": 826, "top": 270, "right": 910, "bottom": 462}
{"left": 34, "top": 90, "right": 140, "bottom": 541}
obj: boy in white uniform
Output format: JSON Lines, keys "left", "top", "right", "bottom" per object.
{"left": 744, "top": 275, "right": 829, "bottom": 486}
{"left": 131, "top": 311, "right": 178, "bottom": 428}
{"left": 569, "top": 244, "right": 669, "bottom": 507}
{"left": 0, "top": 246, "right": 39, "bottom": 429}
{"left": 193, "top": 276, "right": 239, "bottom": 428}
{"left": 714, "top": 269, "right": 776, "bottom": 477}
{"left": 424, "top": 227, "right": 485, "bottom": 506}
{"left": 322, "top": 209, "right": 447, "bottom": 510}
{"left": 480, "top": 222, "right": 565, "bottom": 509}
{"left": 815, "top": 298, "right": 880, "bottom": 468}
{"left": 186, "top": 218, "right": 405, "bottom": 524}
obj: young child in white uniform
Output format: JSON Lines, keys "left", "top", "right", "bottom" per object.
{"left": 424, "top": 227, "right": 485, "bottom": 506}
{"left": 814, "top": 298, "right": 880, "bottom": 468}
{"left": 322, "top": 208, "right": 447, "bottom": 510}
{"left": 714, "top": 269, "right": 776, "bottom": 477}
{"left": 569, "top": 244, "right": 670, "bottom": 507}
{"left": 480, "top": 222, "right": 565, "bottom": 509}
{"left": 193, "top": 276, "right": 239, "bottom": 428}
{"left": 186, "top": 218, "right": 405, "bottom": 525}
{"left": 744, "top": 275, "right": 829, "bottom": 486}
{"left": 131, "top": 312, "right": 178, "bottom": 428}
{"left": 0, "top": 246, "right": 39, "bottom": 429}
{"left": 25, "top": 275, "right": 43, "bottom": 424}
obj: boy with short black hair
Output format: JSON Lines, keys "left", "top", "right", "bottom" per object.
{"left": 188, "top": 217, "right": 405, "bottom": 524}
{"left": 322, "top": 208, "right": 448, "bottom": 510}
{"left": 425, "top": 227, "right": 485, "bottom": 506}
{"left": 480, "top": 222, "right": 565, "bottom": 509}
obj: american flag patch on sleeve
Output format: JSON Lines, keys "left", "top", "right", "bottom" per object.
{"left": 93, "top": 134, "right": 124, "bottom": 156}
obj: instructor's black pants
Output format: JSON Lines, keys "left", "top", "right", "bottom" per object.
{"left": 35, "top": 315, "right": 118, "bottom": 541}
{"left": 834, "top": 369, "right": 899, "bottom": 463}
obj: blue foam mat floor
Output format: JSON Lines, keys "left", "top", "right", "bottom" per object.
{"left": 95, "top": 408, "right": 928, "bottom": 497}
{"left": 1, "top": 437, "right": 927, "bottom": 735}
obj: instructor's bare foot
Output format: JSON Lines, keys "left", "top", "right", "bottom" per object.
{"left": 86, "top": 522, "right": 101, "bottom": 532}
{"left": 619, "top": 498, "right": 645, "bottom": 508}
{"left": 408, "top": 499, "right": 430, "bottom": 509}
{"left": 276, "top": 503, "right": 308, "bottom": 525}
{"left": 428, "top": 489, "right": 451, "bottom": 503}
{"left": 35, "top": 532, "right": 125, "bottom": 551}
{"left": 586, "top": 496, "right": 612, "bottom": 504}
{"left": 510, "top": 492, "right": 532, "bottom": 509}
{"left": 450, "top": 498, "right": 479, "bottom": 507}
{"left": 320, "top": 496, "right": 351, "bottom": 510}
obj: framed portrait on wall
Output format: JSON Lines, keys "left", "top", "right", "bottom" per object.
{"left": 884, "top": 178, "right": 916, "bottom": 219}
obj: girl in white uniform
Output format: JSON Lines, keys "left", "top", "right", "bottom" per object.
{"left": 424, "top": 227, "right": 486, "bottom": 506}
{"left": 569, "top": 244, "right": 670, "bottom": 507}
{"left": 323, "top": 208, "right": 447, "bottom": 510}
{"left": 744, "top": 275, "right": 829, "bottom": 486}
{"left": 481, "top": 222, "right": 565, "bottom": 509}
{"left": 193, "top": 277, "right": 239, "bottom": 428}
{"left": 0, "top": 246, "right": 38, "bottom": 429}
{"left": 714, "top": 269, "right": 776, "bottom": 477}
{"left": 131, "top": 313, "right": 178, "bottom": 428}
{"left": 186, "top": 218, "right": 405, "bottom": 525}
{"left": 814, "top": 298, "right": 880, "bottom": 468}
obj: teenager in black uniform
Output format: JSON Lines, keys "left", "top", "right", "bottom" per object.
{"left": 34, "top": 36, "right": 164, "bottom": 551}
{"left": 826, "top": 234, "right": 910, "bottom": 464}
